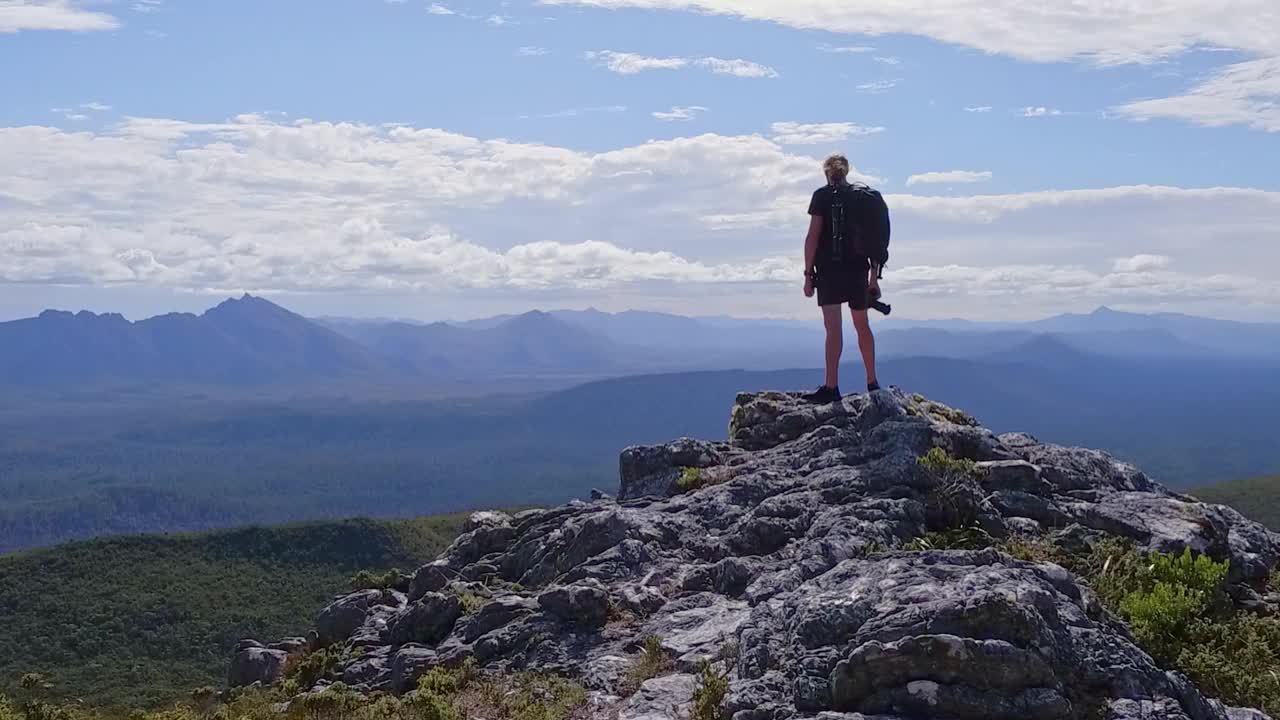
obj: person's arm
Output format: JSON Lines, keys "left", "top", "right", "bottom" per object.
{"left": 803, "top": 214, "right": 822, "bottom": 297}
{"left": 804, "top": 215, "right": 822, "bottom": 276}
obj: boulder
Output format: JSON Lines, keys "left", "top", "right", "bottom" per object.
{"left": 228, "top": 646, "right": 288, "bottom": 688}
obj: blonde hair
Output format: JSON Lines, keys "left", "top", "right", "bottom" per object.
{"left": 823, "top": 154, "right": 850, "bottom": 183}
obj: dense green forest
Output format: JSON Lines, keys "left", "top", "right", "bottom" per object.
{"left": 0, "top": 514, "right": 469, "bottom": 709}
{"left": 1194, "top": 475, "right": 1280, "bottom": 530}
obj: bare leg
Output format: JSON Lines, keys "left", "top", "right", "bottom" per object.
{"left": 850, "top": 308, "right": 877, "bottom": 387}
{"left": 822, "top": 304, "right": 844, "bottom": 388}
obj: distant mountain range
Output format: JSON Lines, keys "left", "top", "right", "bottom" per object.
{"left": 4, "top": 297, "right": 1278, "bottom": 389}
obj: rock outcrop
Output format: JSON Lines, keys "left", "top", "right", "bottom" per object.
{"left": 231, "top": 389, "right": 1280, "bottom": 719}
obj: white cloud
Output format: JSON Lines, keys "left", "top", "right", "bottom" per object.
{"left": 586, "top": 50, "right": 688, "bottom": 74}
{"left": 1021, "top": 106, "right": 1063, "bottom": 117}
{"left": 856, "top": 79, "right": 897, "bottom": 93}
{"left": 587, "top": 50, "right": 777, "bottom": 77}
{"left": 1113, "top": 254, "right": 1171, "bottom": 272}
{"left": 965, "top": 106, "right": 992, "bottom": 113}
{"left": 80, "top": 101, "right": 112, "bottom": 112}
{"left": 770, "top": 121, "right": 884, "bottom": 145}
{"left": 695, "top": 57, "right": 779, "bottom": 78}
{"left": 0, "top": 0, "right": 120, "bottom": 32}
{"left": 486, "top": 14, "right": 511, "bottom": 25}
{"left": 873, "top": 56, "right": 900, "bottom": 65}
{"left": 427, "top": 3, "right": 454, "bottom": 15}
{"left": 131, "top": 0, "right": 163, "bottom": 13}
{"left": 905, "top": 170, "right": 993, "bottom": 186}
{"left": 516, "top": 46, "right": 548, "bottom": 57}
{"left": 1118, "top": 57, "right": 1280, "bottom": 132}
{"left": 539, "top": 0, "right": 1280, "bottom": 65}
{"left": 653, "top": 106, "right": 708, "bottom": 121}
{"left": 1, "top": 115, "right": 1277, "bottom": 317}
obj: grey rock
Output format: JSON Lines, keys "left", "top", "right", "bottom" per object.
{"left": 341, "top": 647, "right": 391, "bottom": 688}
{"left": 390, "top": 645, "right": 437, "bottom": 692}
{"left": 235, "top": 388, "right": 1280, "bottom": 720}
{"left": 538, "top": 579, "right": 611, "bottom": 627}
{"left": 620, "top": 437, "right": 723, "bottom": 500}
{"left": 385, "top": 592, "right": 462, "bottom": 646}
{"left": 463, "top": 510, "right": 512, "bottom": 533}
{"left": 268, "top": 637, "right": 308, "bottom": 653}
{"left": 228, "top": 646, "right": 288, "bottom": 688}
{"left": 618, "top": 673, "right": 698, "bottom": 720}
{"left": 316, "top": 589, "right": 389, "bottom": 647}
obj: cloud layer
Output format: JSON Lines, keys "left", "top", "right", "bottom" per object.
{"left": 545, "top": 0, "right": 1280, "bottom": 65}
{"left": 1, "top": 115, "right": 1277, "bottom": 318}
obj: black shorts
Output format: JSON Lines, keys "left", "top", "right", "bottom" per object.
{"left": 815, "top": 261, "right": 870, "bottom": 309}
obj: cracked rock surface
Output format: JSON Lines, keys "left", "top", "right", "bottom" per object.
{"left": 232, "top": 389, "right": 1278, "bottom": 719}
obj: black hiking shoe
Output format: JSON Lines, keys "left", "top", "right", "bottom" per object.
{"left": 802, "top": 385, "right": 841, "bottom": 404}
{"left": 867, "top": 381, "right": 882, "bottom": 393}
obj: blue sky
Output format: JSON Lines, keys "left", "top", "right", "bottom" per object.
{"left": 1, "top": 0, "right": 1278, "bottom": 322}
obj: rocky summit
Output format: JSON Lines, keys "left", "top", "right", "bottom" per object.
{"left": 230, "top": 389, "right": 1280, "bottom": 719}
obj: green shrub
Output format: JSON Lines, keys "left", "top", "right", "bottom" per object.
{"left": 677, "top": 467, "right": 704, "bottom": 493}
{"left": 621, "top": 635, "right": 673, "bottom": 696}
{"left": 917, "top": 447, "right": 978, "bottom": 477}
{"left": 416, "top": 662, "right": 478, "bottom": 697}
{"left": 349, "top": 569, "right": 408, "bottom": 592}
{"left": 455, "top": 590, "right": 486, "bottom": 616}
{"left": 905, "top": 527, "right": 994, "bottom": 552}
{"left": 917, "top": 448, "right": 988, "bottom": 532}
{"left": 281, "top": 648, "right": 340, "bottom": 695}
{"left": 690, "top": 659, "right": 730, "bottom": 720}
{"left": 1176, "top": 614, "right": 1280, "bottom": 714}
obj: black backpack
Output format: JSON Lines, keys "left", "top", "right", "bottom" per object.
{"left": 826, "top": 182, "right": 891, "bottom": 276}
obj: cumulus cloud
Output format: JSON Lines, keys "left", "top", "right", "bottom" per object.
{"left": 516, "top": 46, "right": 549, "bottom": 57}
{"left": 540, "top": 0, "right": 1280, "bottom": 65}
{"left": 1, "top": 115, "right": 1277, "bottom": 317}
{"left": 770, "top": 121, "right": 884, "bottom": 145}
{"left": 427, "top": 3, "right": 454, "bottom": 15}
{"left": 965, "top": 106, "right": 993, "bottom": 113}
{"left": 1118, "top": 57, "right": 1280, "bottom": 133}
{"left": 587, "top": 50, "right": 777, "bottom": 77}
{"left": 905, "top": 170, "right": 992, "bottom": 186}
{"left": 0, "top": 0, "right": 120, "bottom": 32}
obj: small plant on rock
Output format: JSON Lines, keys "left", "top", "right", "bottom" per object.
{"left": 281, "top": 647, "right": 340, "bottom": 695}
{"left": 349, "top": 568, "right": 408, "bottom": 592}
{"left": 621, "top": 635, "right": 673, "bottom": 696}
{"left": 455, "top": 589, "right": 486, "bottom": 616}
{"left": 906, "top": 526, "right": 994, "bottom": 552}
{"left": 917, "top": 448, "right": 989, "bottom": 532}
{"left": 690, "top": 658, "right": 731, "bottom": 720}
{"left": 677, "top": 467, "right": 704, "bottom": 493}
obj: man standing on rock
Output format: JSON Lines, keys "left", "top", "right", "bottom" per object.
{"left": 802, "top": 154, "right": 890, "bottom": 404}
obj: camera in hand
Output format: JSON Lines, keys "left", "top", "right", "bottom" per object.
{"left": 869, "top": 286, "right": 891, "bottom": 316}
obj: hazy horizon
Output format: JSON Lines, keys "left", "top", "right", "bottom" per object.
{"left": 5, "top": 291, "right": 1278, "bottom": 328}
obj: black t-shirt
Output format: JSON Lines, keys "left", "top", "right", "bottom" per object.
{"left": 808, "top": 183, "right": 869, "bottom": 270}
